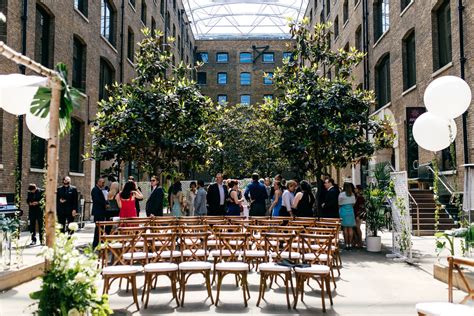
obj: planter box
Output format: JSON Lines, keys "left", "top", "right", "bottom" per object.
{"left": 0, "top": 262, "right": 44, "bottom": 291}
{"left": 433, "top": 262, "right": 474, "bottom": 293}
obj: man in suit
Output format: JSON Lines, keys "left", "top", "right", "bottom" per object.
{"left": 206, "top": 173, "right": 228, "bottom": 216}
{"left": 27, "top": 183, "right": 44, "bottom": 245}
{"left": 321, "top": 178, "right": 340, "bottom": 218}
{"left": 146, "top": 175, "right": 164, "bottom": 216}
{"left": 244, "top": 173, "right": 269, "bottom": 216}
{"left": 194, "top": 179, "right": 207, "bottom": 216}
{"left": 91, "top": 177, "right": 107, "bottom": 248}
{"left": 57, "top": 176, "right": 78, "bottom": 233}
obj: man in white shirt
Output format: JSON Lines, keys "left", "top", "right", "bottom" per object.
{"left": 206, "top": 173, "right": 229, "bottom": 216}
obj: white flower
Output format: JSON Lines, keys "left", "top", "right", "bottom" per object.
{"left": 74, "top": 272, "right": 87, "bottom": 283}
{"left": 67, "top": 308, "right": 81, "bottom": 316}
{"left": 68, "top": 222, "right": 79, "bottom": 231}
{"left": 0, "top": 12, "right": 5, "bottom": 23}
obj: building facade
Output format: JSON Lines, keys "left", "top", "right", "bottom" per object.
{"left": 305, "top": 0, "right": 473, "bottom": 185}
{"left": 0, "top": 0, "right": 194, "bottom": 218}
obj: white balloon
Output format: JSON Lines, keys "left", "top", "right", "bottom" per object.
{"left": 0, "top": 86, "right": 39, "bottom": 115}
{"left": 26, "top": 113, "right": 67, "bottom": 140}
{"left": 413, "top": 112, "right": 457, "bottom": 152}
{"left": 0, "top": 74, "right": 47, "bottom": 89}
{"left": 424, "top": 76, "right": 472, "bottom": 119}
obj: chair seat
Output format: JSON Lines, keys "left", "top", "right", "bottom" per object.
{"left": 215, "top": 262, "right": 249, "bottom": 271}
{"left": 102, "top": 265, "right": 142, "bottom": 275}
{"left": 144, "top": 262, "right": 179, "bottom": 272}
{"left": 245, "top": 250, "right": 266, "bottom": 257}
{"left": 272, "top": 251, "right": 301, "bottom": 260}
{"left": 415, "top": 302, "right": 474, "bottom": 316}
{"left": 182, "top": 249, "right": 208, "bottom": 257}
{"left": 123, "top": 252, "right": 157, "bottom": 260}
{"left": 258, "top": 262, "right": 292, "bottom": 272}
{"left": 179, "top": 261, "right": 212, "bottom": 271}
{"left": 210, "top": 249, "right": 242, "bottom": 257}
{"left": 135, "top": 241, "right": 145, "bottom": 248}
{"left": 294, "top": 265, "right": 330, "bottom": 274}
{"left": 160, "top": 250, "right": 182, "bottom": 258}
{"left": 207, "top": 239, "right": 217, "bottom": 246}
{"left": 301, "top": 253, "right": 330, "bottom": 261}
{"left": 110, "top": 242, "right": 124, "bottom": 249}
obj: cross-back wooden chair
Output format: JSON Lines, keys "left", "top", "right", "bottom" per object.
{"left": 245, "top": 225, "right": 270, "bottom": 270}
{"left": 214, "top": 232, "right": 251, "bottom": 307}
{"left": 257, "top": 232, "right": 296, "bottom": 309}
{"left": 178, "top": 217, "right": 203, "bottom": 226}
{"left": 416, "top": 256, "right": 474, "bottom": 316}
{"left": 115, "top": 226, "right": 154, "bottom": 266}
{"left": 149, "top": 217, "right": 177, "bottom": 226}
{"left": 294, "top": 233, "right": 334, "bottom": 312}
{"left": 96, "top": 221, "right": 120, "bottom": 265}
{"left": 256, "top": 218, "right": 284, "bottom": 226}
{"left": 146, "top": 225, "right": 182, "bottom": 262}
{"left": 203, "top": 218, "right": 229, "bottom": 250}
{"left": 314, "top": 221, "right": 342, "bottom": 276}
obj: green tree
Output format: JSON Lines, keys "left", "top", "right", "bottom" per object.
{"left": 273, "top": 20, "right": 378, "bottom": 180}
{"left": 92, "top": 30, "right": 213, "bottom": 175}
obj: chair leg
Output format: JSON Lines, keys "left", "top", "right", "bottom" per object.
{"left": 205, "top": 270, "right": 214, "bottom": 304}
{"left": 256, "top": 273, "right": 265, "bottom": 307}
{"left": 180, "top": 271, "right": 186, "bottom": 307}
{"left": 144, "top": 273, "right": 152, "bottom": 309}
{"left": 285, "top": 272, "right": 291, "bottom": 309}
{"left": 235, "top": 274, "right": 239, "bottom": 287}
{"left": 293, "top": 274, "right": 299, "bottom": 309}
{"left": 131, "top": 276, "right": 140, "bottom": 311}
{"left": 242, "top": 272, "right": 248, "bottom": 307}
{"left": 326, "top": 275, "right": 333, "bottom": 306}
{"left": 102, "top": 276, "right": 109, "bottom": 295}
{"left": 171, "top": 272, "right": 180, "bottom": 307}
{"left": 331, "top": 267, "right": 337, "bottom": 289}
{"left": 215, "top": 272, "right": 223, "bottom": 306}
{"left": 320, "top": 275, "right": 326, "bottom": 313}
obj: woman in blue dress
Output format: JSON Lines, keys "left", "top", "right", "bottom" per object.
{"left": 338, "top": 182, "right": 356, "bottom": 250}
{"left": 268, "top": 181, "right": 283, "bottom": 217}
{"left": 226, "top": 180, "right": 243, "bottom": 216}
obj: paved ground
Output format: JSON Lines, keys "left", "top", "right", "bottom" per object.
{"left": 0, "top": 223, "right": 469, "bottom": 315}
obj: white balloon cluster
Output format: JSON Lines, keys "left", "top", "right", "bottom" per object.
{"left": 413, "top": 76, "right": 472, "bottom": 152}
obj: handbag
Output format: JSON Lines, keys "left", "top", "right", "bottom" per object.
{"left": 107, "top": 196, "right": 119, "bottom": 213}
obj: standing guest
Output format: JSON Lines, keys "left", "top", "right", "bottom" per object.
{"left": 353, "top": 185, "right": 366, "bottom": 248}
{"left": 244, "top": 173, "right": 269, "bottom": 216}
{"left": 293, "top": 180, "right": 316, "bottom": 217}
{"left": 185, "top": 181, "right": 197, "bottom": 216}
{"left": 321, "top": 178, "right": 340, "bottom": 218}
{"left": 107, "top": 182, "right": 120, "bottom": 217}
{"left": 145, "top": 176, "right": 164, "bottom": 216}
{"left": 264, "top": 178, "right": 272, "bottom": 215}
{"left": 27, "top": 183, "right": 43, "bottom": 245}
{"left": 206, "top": 173, "right": 228, "bottom": 216}
{"left": 270, "top": 174, "right": 283, "bottom": 200}
{"left": 57, "top": 176, "right": 78, "bottom": 233}
{"left": 128, "top": 176, "right": 143, "bottom": 217}
{"left": 280, "top": 180, "right": 297, "bottom": 217}
{"left": 92, "top": 177, "right": 108, "bottom": 249}
{"left": 338, "top": 182, "right": 356, "bottom": 250}
{"left": 116, "top": 181, "right": 143, "bottom": 219}
{"left": 227, "top": 180, "right": 243, "bottom": 216}
{"left": 268, "top": 181, "right": 282, "bottom": 217}
{"left": 170, "top": 180, "right": 185, "bottom": 217}
{"left": 165, "top": 175, "right": 173, "bottom": 213}
{"left": 194, "top": 180, "right": 207, "bottom": 216}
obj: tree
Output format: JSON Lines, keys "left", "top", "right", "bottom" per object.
{"left": 206, "top": 102, "right": 289, "bottom": 178}
{"left": 273, "top": 20, "right": 378, "bottom": 180}
{"left": 93, "top": 30, "right": 213, "bottom": 175}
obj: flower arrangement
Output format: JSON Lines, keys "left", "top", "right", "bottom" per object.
{"left": 30, "top": 223, "right": 112, "bottom": 316}
{"left": 0, "top": 213, "right": 22, "bottom": 234}
{"left": 373, "top": 115, "right": 396, "bottom": 150}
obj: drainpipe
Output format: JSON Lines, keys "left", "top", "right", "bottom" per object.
{"left": 458, "top": 0, "right": 468, "bottom": 164}
{"left": 361, "top": 0, "right": 370, "bottom": 187}
{"left": 119, "top": 0, "right": 125, "bottom": 82}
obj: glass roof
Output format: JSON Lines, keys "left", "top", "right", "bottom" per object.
{"left": 183, "top": 0, "right": 309, "bottom": 40}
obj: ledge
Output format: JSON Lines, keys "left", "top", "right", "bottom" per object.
{"left": 100, "top": 36, "right": 118, "bottom": 54}
{"left": 0, "top": 164, "right": 4, "bottom": 170}
{"left": 439, "top": 170, "right": 457, "bottom": 176}
{"left": 74, "top": 8, "right": 89, "bottom": 23}
{"left": 69, "top": 172, "right": 85, "bottom": 177}
{"left": 373, "top": 29, "right": 390, "bottom": 48}
{"left": 432, "top": 61, "right": 453, "bottom": 78}
{"left": 354, "top": 0, "right": 361, "bottom": 10}
{"left": 30, "top": 168, "right": 46, "bottom": 174}
{"left": 400, "top": 1, "right": 415, "bottom": 18}
{"left": 402, "top": 84, "right": 417, "bottom": 96}
{"left": 343, "top": 20, "right": 349, "bottom": 30}
{"left": 371, "top": 102, "right": 392, "bottom": 116}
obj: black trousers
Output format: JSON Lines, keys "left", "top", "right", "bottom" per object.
{"left": 29, "top": 209, "right": 44, "bottom": 243}
{"left": 249, "top": 203, "right": 266, "bottom": 217}
{"left": 57, "top": 211, "right": 75, "bottom": 233}
{"left": 208, "top": 205, "right": 226, "bottom": 216}
{"left": 92, "top": 214, "right": 110, "bottom": 249}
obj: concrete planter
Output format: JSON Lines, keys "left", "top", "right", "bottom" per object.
{"left": 433, "top": 262, "right": 474, "bottom": 292}
{"left": 366, "top": 236, "right": 382, "bottom": 252}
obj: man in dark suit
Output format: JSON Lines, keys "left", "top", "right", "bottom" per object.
{"left": 206, "top": 173, "right": 228, "bottom": 216}
{"left": 27, "top": 183, "right": 44, "bottom": 245}
{"left": 92, "top": 177, "right": 107, "bottom": 248}
{"left": 146, "top": 175, "right": 164, "bottom": 216}
{"left": 57, "top": 176, "right": 78, "bottom": 233}
{"left": 244, "top": 173, "right": 269, "bottom": 216}
{"left": 321, "top": 178, "right": 340, "bottom": 218}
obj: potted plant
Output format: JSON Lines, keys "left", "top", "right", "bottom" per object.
{"left": 373, "top": 115, "right": 396, "bottom": 163}
{"left": 364, "top": 185, "right": 387, "bottom": 252}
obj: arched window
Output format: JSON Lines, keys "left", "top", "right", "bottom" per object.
{"left": 74, "top": 0, "right": 88, "bottom": 17}
{"left": 69, "top": 118, "right": 84, "bottom": 173}
{"left": 374, "top": 0, "right": 389, "bottom": 42}
{"left": 141, "top": 0, "right": 147, "bottom": 25}
{"left": 343, "top": 0, "right": 349, "bottom": 24}
{"left": 127, "top": 27, "right": 135, "bottom": 62}
{"left": 30, "top": 135, "right": 46, "bottom": 169}
{"left": 72, "top": 35, "right": 87, "bottom": 91}
{"left": 334, "top": 16, "right": 339, "bottom": 38}
{"left": 35, "top": 4, "right": 55, "bottom": 67}
{"left": 375, "top": 54, "right": 391, "bottom": 108}
{"left": 101, "top": 0, "right": 116, "bottom": 46}
{"left": 432, "top": 0, "right": 452, "bottom": 70}
{"left": 402, "top": 30, "right": 416, "bottom": 90}
{"left": 99, "top": 57, "right": 115, "bottom": 100}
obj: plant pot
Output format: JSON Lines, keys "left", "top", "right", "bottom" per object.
{"left": 366, "top": 236, "right": 382, "bottom": 252}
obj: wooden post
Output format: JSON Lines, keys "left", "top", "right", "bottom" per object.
{"left": 44, "top": 78, "right": 61, "bottom": 248}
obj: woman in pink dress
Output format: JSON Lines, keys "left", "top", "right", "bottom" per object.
{"left": 116, "top": 181, "right": 144, "bottom": 219}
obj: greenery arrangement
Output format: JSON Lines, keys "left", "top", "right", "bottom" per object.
{"left": 364, "top": 185, "right": 388, "bottom": 237}
{"left": 373, "top": 115, "right": 396, "bottom": 150}
{"left": 30, "top": 223, "right": 112, "bottom": 316}
{"left": 0, "top": 213, "right": 21, "bottom": 234}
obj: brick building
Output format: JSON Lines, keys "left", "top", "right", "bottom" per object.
{"left": 0, "top": 0, "right": 194, "bottom": 218}
{"left": 304, "top": 0, "right": 473, "bottom": 185}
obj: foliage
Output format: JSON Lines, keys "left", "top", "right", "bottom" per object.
{"left": 30, "top": 223, "right": 112, "bottom": 316}
{"left": 272, "top": 20, "right": 378, "bottom": 179}
{"left": 206, "top": 101, "right": 289, "bottom": 178}
{"left": 93, "top": 29, "right": 213, "bottom": 176}
{"left": 373, "top": 115, "right": 396, "bottom": 149}
{"left": 0, "top": 213, "right": 22, "bottom": 234}
{"left": 364, "top": 185, "right": 387, "bottom": 237}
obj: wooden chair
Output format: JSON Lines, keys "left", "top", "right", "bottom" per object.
{"left": 256, "top": 232, "right": 296, "bottom": 309}
{"left": 293, "top": 233, "right": 334, "bottom": 312}
{"left": 416, "top": 256, "right": 474, "bottom": 316}
{"left": 314, "top": 221, "right": 342, "bottom": 277}
{"left": 245, "top": 225, "right": 270, "bottom": 270}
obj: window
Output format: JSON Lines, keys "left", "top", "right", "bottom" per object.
{"left": 310, "top": 9, "right": 313, "bottom": 24}
{"left": 283, "top": 52, "right": 293, "bottom": 61}
{"left": 173, "top": 0, "right": 177, "bottom": 10}
{"left": 127, "top": 27, "right": 135, "bottom": 61}
{"left": 264, "top": 94, "right": 273, "bottom": 101}
{"left": 326, "top": 0, "right": 331, "bottom": 16}
{"left": 151, "top": 17, "right": 156, "bottom": 36}
{"left": 374, "top": 0, "right": 390, "bottom": 42}
{"left": 217, "top": 95, "right": 227, "bottom": 104}
{"left": 217, "top": 52, "right": 229, "bottom": 63}
{"left": 72, "top": 36, "right": 86, "bottom": 91}
{"left": 166, "top": 11, "right": 170, "bottom": 29}
{"left": 129, "top": 0, "right": 135, "bottom": 7}
{"left": 197, "top": 52, "right": 209, "bottom": 63}
{"left": 334, "top": 16, "right": 339, "bottom": 38}
{"left": 433, "top": 0, "right": 452, "bottom": 70}
{"left": 263, "top": 72, "right": 273, "bottom": 85}
{"left": 141, "top": 0, "right": 147, "bottom": 25}
{"left": 0, "top": 0, "right": 6, "bottom": 43}
{"left": 375, "top": 54, "right": 391, "bottom": 108}
{"left": 172, "top": 24, "right": 176, "bottom": 38}
{"left": 343, "top": 0, "right": 349, "bottom": 24}
{"left": 160, "top": 0, "right": 164, "bottom": 16}
{"left": 217, "top": 72, "right": 227, "bottom": 85}
{"left": 240, "top": 95, "right": 251, "bottom": 105}
{"left": 31, "top": 135, "right": 46, "bottom": 169}
{"left": 99, "top": 58, "right": 115, "bottom": 100}
{"left": 101, "top": 0, "right": 116, "bottom": 45}
{"left": 69, "top": 118, "right": 84, "bottom": 173}
{"left": 401, "top": 0, "right": 412, "bottom": 11}
{"left": 240, "top": 72, "right": 251, "bottom": 85}
{"left": 35, "top": 4, "right": 54, "bottom": 68}
{"left": 240, "top": 52, "right": 252, "bottom": 63}
{"left": 74, "top": 0, "right": 88, "bottom": 17}
{"left": 355, "top": 25, "right": 362, "bottom": 51}
{"left": 262, "top": 52, "right": 274, "bottom": 63}
{"left": 402, "top": 31, "right": 416, "bottom": 90}
{"left": 197, "top": 72, "right": 207, "bottom": 85}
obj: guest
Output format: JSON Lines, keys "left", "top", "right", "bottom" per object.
{"left": 56, "top": 176, "right": 78, "bottom": 233}
{"left": 270, "top": 174, "right": 283, "bottom": 200}
{"left": 338, "top": 182, "right": 356, "bottom": 250}
{"left": 268, "top": 180, "right": 282, "bottom": 217}
{"left": 92, "top": 177, "right": 108, "bottom": 249}
{"left": 206, "top": 173, "right": 228, "bottom": 216}
{"left": 145, "top": 176, "right": 164, "bottom": 216}
{"left": 116, "top": 181, "right": 143, "bottom": 219}
{"left": 27, "top": 183, "right": 43, "bottom": 245}
{"left": 128, "top": 176, "right": 143, "bottom": 217}
{"left": 353, "top": 185, "right": 366, "bottom": 248}
{"left": 244, "top": 173, "right": 269, "bottom": 216}
{"left": 194, "top": 180, "right": 207, "bottom": 216}
{"left": 280, "top": 180, "right": 297, "bottom": 217}
{"left": 264, "top": 178, "right": 272, "bottom": 215}
{"left": 227, "top": 180, "right": 243, "bottom": 216}
{"left": 293, "top": 180, "right": 316, "bottom": 217}
{"left": 185, "top": 181, "right": 197, "bottom": 216}
{"left": 321, "top": 178, "right": 340, "bottom": 218}
{"left": 170, "top": 181, "right": 184, "bottom": 217}
{"left": 107, "top": 182, "right": 120, "bottom": 217}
